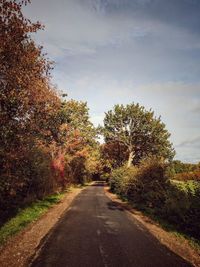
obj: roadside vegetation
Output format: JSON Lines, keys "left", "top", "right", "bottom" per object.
{"left": 100, "top": 103, "right": 200, "bottom": 244}
{"left": 0, "top": 191, "right": 66, "bottom": 245}
{"left": 0, "top": 0, "right": 199, "bottom": 252}
{"left": 108, "top": 160, "right": 200, "bottom": 243}
{"left": 0, "top": 0, "right": 100, "bottom": 228}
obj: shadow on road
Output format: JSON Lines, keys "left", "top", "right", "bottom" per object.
{"left": 107, "top": 201, "right": 124, "bottom": 211}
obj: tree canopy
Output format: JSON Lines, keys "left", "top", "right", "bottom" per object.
{"left": 0, "top": 0, "right": 99, "bottom": 221}
{"left": 60, "top": 99, "right": 97, "bottom": 145}
{"left": 102, "top": 103, "right": 175, "bottom": 166}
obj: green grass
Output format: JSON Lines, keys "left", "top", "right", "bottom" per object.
{"left": 0, "top": 191, "right": 67, "bottom": 246}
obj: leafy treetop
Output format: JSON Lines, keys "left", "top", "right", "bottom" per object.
{"left": 102, "top": 103, "right": 175, "bottom": 166}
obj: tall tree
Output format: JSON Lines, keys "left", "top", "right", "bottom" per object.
{"left": 0, "top": 0, "right": 60, "bottom": 152}
{"left": 102, "top": 103, "right": 175, "bottom": 167}
{"left": 0, "top": 0, "right": 61, "bottom": 220}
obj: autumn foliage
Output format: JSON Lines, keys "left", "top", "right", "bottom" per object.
{"left": 174, "top": 170, "right": 200, "bottom": 182}
{"left": 0, "top": 1, "right": 99, "bottom": 224}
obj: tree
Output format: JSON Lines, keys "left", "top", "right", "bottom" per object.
{"left": 102, "top": 103, "right": 175, "bottom": 167}
{"left": 59, "top": 99, "right": 97, "bottom": 145}
{"left": 0, "top": 0, "right": 61, "bottom": 221}
{"left": 0, "top": 0, "right": 60, "bottom": 152}
{"left": 49, "top": 99, "right": 99, "bottom": 185}
{"left": 100, "top": 141, "right": 128, "bottom": 168}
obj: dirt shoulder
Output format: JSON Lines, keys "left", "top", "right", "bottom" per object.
{"left": 0, "top": 187, "right": 83, "bottom": 267}
{"left": 104, "top": 186, "right": 200, "bottom": 267}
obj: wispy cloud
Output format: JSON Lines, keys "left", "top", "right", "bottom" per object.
{"left": 24, "top": 0, "right": 200, "bottom": 59}
{"left": 177, "top": 137, "right": 200, "bottom": 148}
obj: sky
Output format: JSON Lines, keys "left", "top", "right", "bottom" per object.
{"left": 23, "top": 0, "right": 200, "bottom": 163}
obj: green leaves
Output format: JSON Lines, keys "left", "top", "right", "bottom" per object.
{"left": 102, "top": 102, "right": 175, "bottom": 165}
{"left": 60, "top": 100, "right": 97, "bottom": 146}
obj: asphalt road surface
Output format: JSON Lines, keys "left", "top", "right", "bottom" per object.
{"left": 31, "top": 182, "right": 193, "bottom": 267}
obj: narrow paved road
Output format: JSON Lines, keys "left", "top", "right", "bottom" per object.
{"left": 31, "top": 182, "right": 193, "bottom": 267}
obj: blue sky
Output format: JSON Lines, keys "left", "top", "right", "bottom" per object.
{"left": 24, "top": 0, "right": 200, "bottom": 163}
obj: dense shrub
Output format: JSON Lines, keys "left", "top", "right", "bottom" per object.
{"left": 109, "top": 157, "right": 200, "bottom": 240}
{"left": 132, "top": 157, "right": 169, "bottom": 209}
{"left": 163, "top": 180, "right": 200, "bottom": 239}
{"left": 110, "top": 165, "right": 137, "bottom": 199}
{"left": 0, "top": 142, "right": 68, "bottom": 225}
{"left": 110, "top": 157, "right": 168, "bottom": 208}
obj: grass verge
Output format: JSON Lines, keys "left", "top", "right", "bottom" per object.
{"left": 0, "top": 191, "right": 67, "bottom": 246}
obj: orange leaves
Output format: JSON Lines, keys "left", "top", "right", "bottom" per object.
{"left": 0, "top": 0, "right": 63, "bottom": 207}
{"left": 48, "top": 123, "right": 89, "bottom": 185}
{"left": 51, "top": 152, "right": 65, "bottom": 179}
{"left": 0, "top": 0, "right": 100, "bottom": 221}
{"left": 174, "top": 170, "right": 200, "bottom": 182}
{"left": 75, "top": 147, "right": 89, "bottom": 158}
{"left": 59, "top": 123, "right": 69, "bottom": 132}
{"left": 0, "top": 0, "right": 61, "bottom": 147}
{"left": 101, "top": 141, "right": 128, "bottom": 168}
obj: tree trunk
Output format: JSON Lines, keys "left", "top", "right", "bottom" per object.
{"left": 127, "top": 151, "right": 134, "bottom": 168}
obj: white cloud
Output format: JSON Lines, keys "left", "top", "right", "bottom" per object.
{"left": 177, "top": 136, "right": 200, "bottom": 148}
{"left": 24, "top": 0, "right": 200, "bottom": 61}
{"left": 24, "top": 0, "right": 149, "bottom": 57}
{"left": 23, "top": 0, "right": 200, "bottom": 163}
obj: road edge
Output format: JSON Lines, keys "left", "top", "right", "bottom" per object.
{"left": 104, "top": 185, "right": 200, "bottom": 267}
{"left": 0, "top": 186, "right": 84, "bottom": 267}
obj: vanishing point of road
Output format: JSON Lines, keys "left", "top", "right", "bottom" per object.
{"left": 31, "top": 182, "right": 193, "bottom": 267}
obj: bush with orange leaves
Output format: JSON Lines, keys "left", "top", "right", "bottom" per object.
{"left": 174, "top": 170, "right": 200, "bottom": 182}
{"left": 50, "top": 127, "right": 89, "bottom": 186}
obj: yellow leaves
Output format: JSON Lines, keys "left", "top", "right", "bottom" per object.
{"left": 59, "top": 123, "right": 69, "bottom": 132}
{"left": 75, "top": 147, "right": 89, "bottom": 158}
